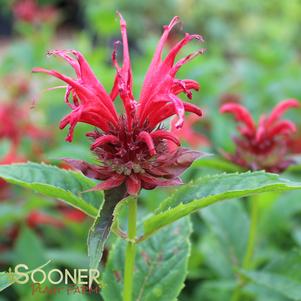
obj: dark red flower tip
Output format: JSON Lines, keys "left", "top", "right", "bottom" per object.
{"left": 220, "top": 99, "right": 300, "bottom": 172}
{"left": 33, "top": 14, "right": 204, "bottom": 195}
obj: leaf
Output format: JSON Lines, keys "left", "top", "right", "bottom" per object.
{"left": 241, "top": 250, "right": 301, "bottom": 300}
{"left": 201, "top": 199, "right": 249, "bottom": 267}
{"left": 142, "top": 171, "right": 301, "bottom": 240}
{"left": 0, "top": 162, "right": 102, "bottom": 217}
{"left": 192, "top": 280, "right": 235, "bottom": 301}
{"left": 102, "top": 217, "right": 192, "bottom": 301}
{"left": 243, "top": 271, "right": 301, "bottom": 300}
{"left": 88, "top": 185, "right": 127, "bottom": 270}
{"left": 14, "top": 227, "right": 46, "bottom": 268}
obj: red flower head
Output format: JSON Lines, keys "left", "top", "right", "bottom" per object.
{"left": 33, "top": 14, "right": 205, "bottom": 195}
{"left": 220, "top": 100, "right": 300, "bottom": 172}
{"left": 13, "top": 0, "right": 57, "bottom": 24}
{"left": 0, "top": 99, "right": 50, "bottom": 165}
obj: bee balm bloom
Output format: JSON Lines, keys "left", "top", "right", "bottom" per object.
{"left": 220, "top": 100, "right": 299, "bottom": 172}
{"left": 33, "top": 14, "right": 204, "bottom": 195}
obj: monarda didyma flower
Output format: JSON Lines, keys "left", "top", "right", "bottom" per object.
{"left": 33, "top": 14, "right": 205, "bottom": 195}
{"left": 220, "top": 100, "right": 299, "bottom": 172}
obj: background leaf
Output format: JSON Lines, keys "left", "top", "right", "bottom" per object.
{"left": 102, "top": 217, "right": 192, "bottom": 301}
{"left": 201, "top": 199, "right": 249, "bottom": 269}
{"left": 0, "top": 163, "right": 102, "bottom": 217}
{"left": 88, "top": 185, "right": 127, "bottom": 270}
{"left": 142, "top": 171, "right": 301, "bottom": 239}
{"left": 242, "top": 250, "right": 301, "bottom": 300}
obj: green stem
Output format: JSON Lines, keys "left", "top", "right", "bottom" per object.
{"left": 123, "top": 197, "right": 137, "bottom": 301}
{"left": 243, "top": 194, "right": 260, "bottom": 270}
{"left": 231, "top": 195, "right": 260, "bottom": 301}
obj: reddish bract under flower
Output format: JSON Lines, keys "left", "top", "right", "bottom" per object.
{"left": 33, "top": 14, "right": 204, "bottom": 195}
{"left": 220, "top": 100, "right": 300, "bottom": 172}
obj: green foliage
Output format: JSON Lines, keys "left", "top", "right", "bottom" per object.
{"left": 88, "top": 185, "right": 127, "bottom": 270}
{"left": 1, "top": 1, "right": 301, "bottom": 300}
{"left": 142, "top": 171, "right": 301, "bottom": 239}
{"left": 0, "top": 162, "right": 102, "bottom": 217}
{"left": 102, "top": 217, "right": 192, "bottom": 301}
{"left": 242, "top": 250, "right": 301, "bottom": 300}
{"left": 201, "top": 199, "right": 249, "bottom": 268}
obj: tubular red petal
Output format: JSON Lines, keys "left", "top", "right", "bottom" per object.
{"left": 110, "top": 41, "right": 121, "bottom": 101}
{"left": 255, "top": 115, "right": 267, "bottom": 143}
{"left": 147, "top": 101, "right": 202, "bottom": 130}
{"left": 117, "top": 12, "right": 132, "bottom": 86}
{"left": 35, "top": 52, "right": 119, "bottom": 122}
{"left": 48, "top": 50, "right": 81, "bottom": 77}
{"left": 33, "top": 67, "right": 94, "bottom": 99}
{"left": 151, "top": 130, "right": 180, "bottom": 146}
{"left": 267, "top": 99, "right": 300, "bottom": 127}
{"left": 126, "top": 174, "right": 141, "bottom": 195}
{"left": 172, "top": 79, "right": 200, "bottom": 97}
{"left": 91, "top": 134, "right": 120, "bottom": 150}
{"left": 183, "top": 102, "right": 203, "bottom": 116}
{"left": 162, "top": 34, "right": 204, "bottom": 70}
{"left": 59, "top": 108, "right": 82, "bottom": 142}
{"left": 169, "top": 95, "right": 185, "bottom": 128}
{"left": 170, "top": 48, "right": 206, "bottom": 77}
{"left": 142, "top": 94, "right": 186, "bottom": 129}
{"left": 139, "top": 17, "right": 180, "bottom": 106}
{"left": 137, "top": 131, "right": 156, "bottom": 156}
{"left": 33, "top": 65, "right": 119, "bottom": 131}
{"left": 268, "top": 120, "right": 297, "bottom": 138}
{"left": 147, "top": 16, "right": 180, "bottom": 68}
{"left": 109, "top": 14, "right": 135, "bottom": 126}
{"left": 220, "top": 103, "right": 256, "bottom": 134}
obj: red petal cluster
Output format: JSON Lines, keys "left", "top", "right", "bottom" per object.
{"left": 13, "top": 0, "right": 57, "bottom": 24}
{"left": 33, "top": 14, "right": 204, "bottom": 195}
{"left": 220, "top": 100, "right": 299, "bottom": 172}
{"left": 0, "top": 99, "right": 50, "bottom": 165}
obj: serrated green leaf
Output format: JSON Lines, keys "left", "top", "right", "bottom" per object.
{"left": 0, "top": 162, "right": 102, "bottom": 217}
{"left": 102, "top": 217, "right": 192, "bottom": 301}
{"left": 241, "top": 250, "right": 301, "bottom": 300}
{"left": 88, "top": 185, "right": 127, "bottom": 270}
{"left": 142, "top": 171, "right": 301, "bottom": 240}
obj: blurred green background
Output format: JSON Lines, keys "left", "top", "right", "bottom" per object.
{"left": 1, "top": 1, "right": 301, "bottom": 300}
